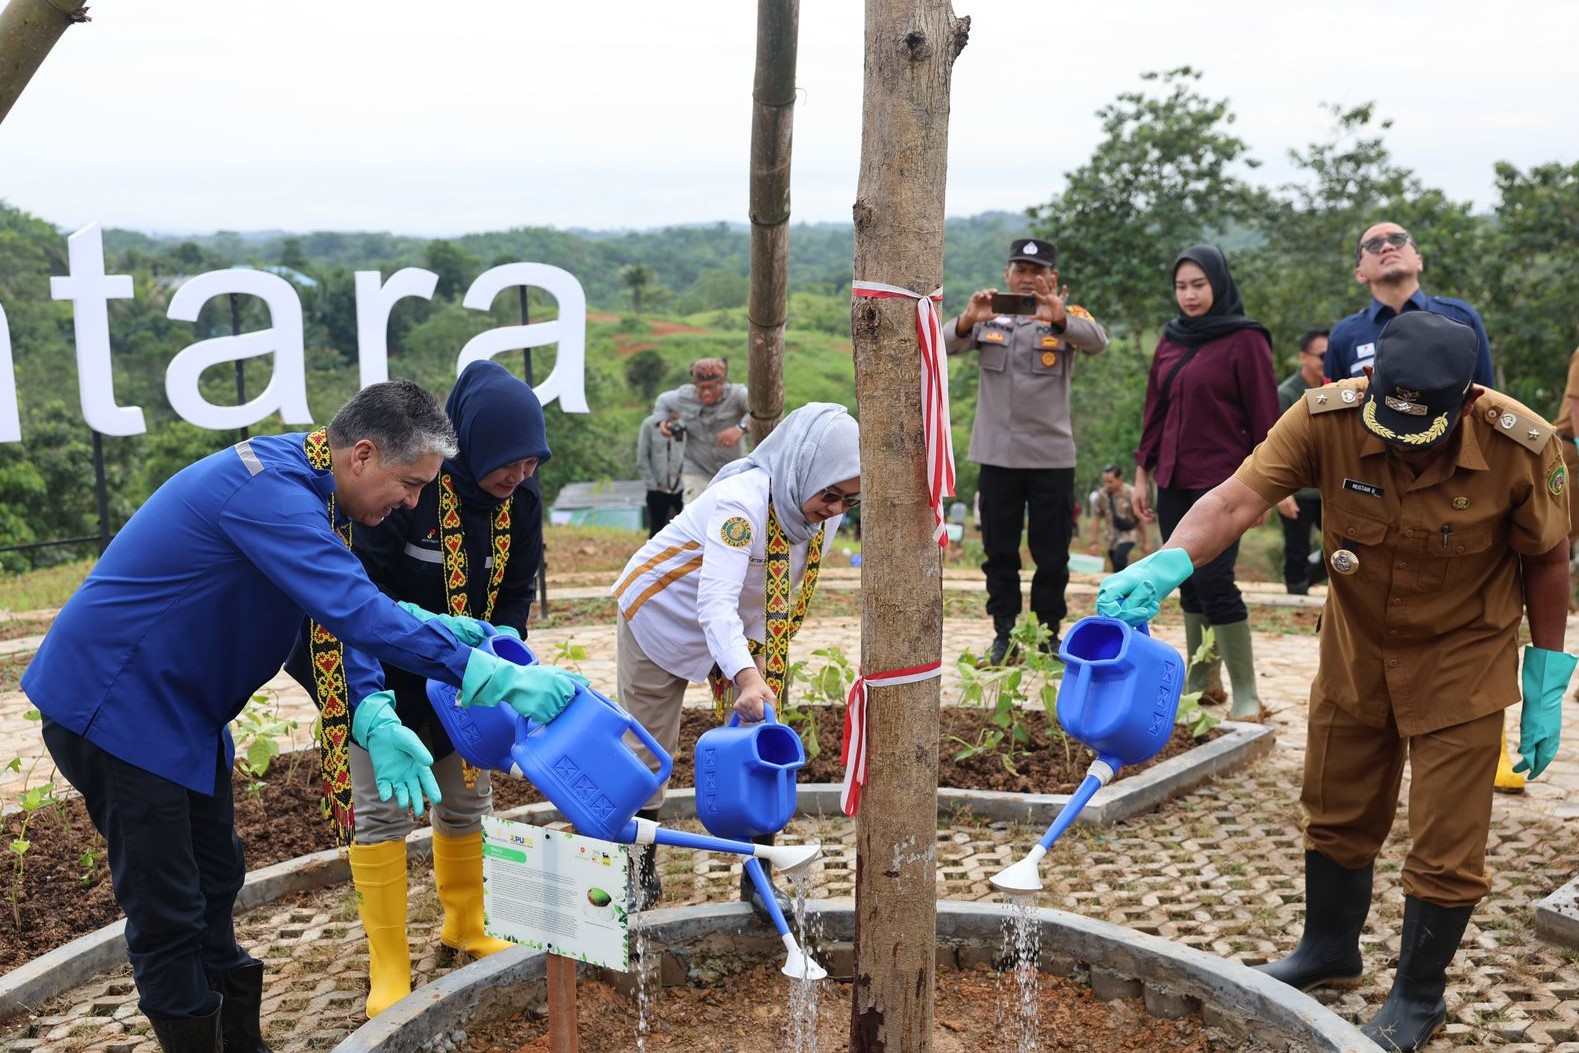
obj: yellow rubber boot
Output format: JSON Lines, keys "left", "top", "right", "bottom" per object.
{"left": 1494, "top": 715, "right": 1526, "bottom": 794}
{"left": 346, "top": 840, "right": 412, "bottom": 1018}
{"left": 432, "top": 829, "right": 514, "bottom": 957}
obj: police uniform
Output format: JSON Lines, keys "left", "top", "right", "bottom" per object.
{"left": 1550, "top": 346, "right": 1579, "bottom": 541}
{"left": 943, "top": 238, "right": 1109, "bottom": 648}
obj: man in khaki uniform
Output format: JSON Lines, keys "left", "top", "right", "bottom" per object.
{"left": 1096, "top": 312, "right": 1574, "bottom": 1052}
{"left": 1087, "top": 465, "right": 1141, "bottom": 570}
{"left": 946, "top": 237, "right": 1109, "bottom": 664}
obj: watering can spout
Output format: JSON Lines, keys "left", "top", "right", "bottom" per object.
{"left": 990, "top": 843, "right": 1048, "bottom": 894}
{"left": 781, "top": 932, "right": 828, "bottom": 981}
{"left": 755, "top": 841, "right": 822, "bottom": 877}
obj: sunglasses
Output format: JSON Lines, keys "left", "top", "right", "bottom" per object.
{"left": 817, "top": 486, "right": 860, "bottom": 510}
{"left": 1358, "top": 231, "right": 1413, "bottom": 257}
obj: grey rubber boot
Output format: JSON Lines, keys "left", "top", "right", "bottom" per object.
{"left": 1183, "top": 611, "right": 1226, "bottom": 704}
{"left": 1215, "top": 619, "right": 1263, "bottom": 720}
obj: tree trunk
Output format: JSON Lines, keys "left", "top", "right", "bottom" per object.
{"left": 0, "top": 0, "right": 89, "bottom": 127}
{"left": 746, "top": 0, "right": 797, "bottom": 444}
{"left": 848, "top": 3, "right": 967, "bottom": 1051}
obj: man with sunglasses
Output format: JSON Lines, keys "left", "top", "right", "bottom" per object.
{"left": 1324, "top": 222, "right": 1494, "bottom": 388}
{"left": 653, "top": 357, "right": 752, "bottom": 503}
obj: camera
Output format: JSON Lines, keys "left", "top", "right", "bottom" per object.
{"left": 667, "top": 421, "right": 687, "bottom": 440}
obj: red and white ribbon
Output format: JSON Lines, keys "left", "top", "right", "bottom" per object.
{"left": 851, "top": 280, "right": 956, "bottom": 548}
{"left": 839, "top": 660, "right": 944, "bottom": 816}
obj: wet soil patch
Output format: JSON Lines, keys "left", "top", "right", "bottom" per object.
{"left": 463, "top": 961, "right": 1219, "bottom": 1052}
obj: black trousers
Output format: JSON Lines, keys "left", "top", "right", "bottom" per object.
{"left": 978, "top": 464, "right": 1074, "bottom": 637}
{"left": 1280, "top": 494, "right": 1325, "bottom": 591}
{"left": 645, "top": 489, "right": 684, "bottom": 538}
{"left": 1108, "top": 541, "right": 1136, "bottom": 571}
{"left": 42, "top": 719, "right": 253, "bottom": 1019}
{"left": 1156, "top": 486, "right": 1247, "bottom": 624}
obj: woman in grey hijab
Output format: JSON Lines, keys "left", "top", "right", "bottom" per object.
{"left": 610, "top": 402, "right": 860, "bottom": 920}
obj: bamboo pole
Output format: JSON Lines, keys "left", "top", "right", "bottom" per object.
{"left": 847, "top": 2, "right": 969, "bottom": 1050}
{"left": 0, "top": 0, "right": 90, "bottom": 126}
{"left": 745, "top": 0, "right": 797, "bottom": 443}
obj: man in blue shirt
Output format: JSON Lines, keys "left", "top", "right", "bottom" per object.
{"left": 1324, "top": 221, "right": 1494, "bottom": 387}
{"left": 23, "top": 381, "right": 578, "bottom": 1053}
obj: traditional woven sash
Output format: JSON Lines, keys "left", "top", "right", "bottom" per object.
{"left": 437, "top": 471, "right": 511, "bottom": 788}
{"left": 302, "top": 428, "right": 357, "bottom": 844}
{"left": 708, "top": 504, "right": 823, "bottom": 716}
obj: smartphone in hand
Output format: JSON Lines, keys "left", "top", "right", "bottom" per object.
{"left": 989, "top": 292, "right": 1038, "bottom": 316}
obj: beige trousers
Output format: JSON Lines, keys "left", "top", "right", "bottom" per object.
{"left": 615, "top": 618, "right": 691, "bottom": 808}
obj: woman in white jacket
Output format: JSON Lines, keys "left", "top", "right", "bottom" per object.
{"left": 610, "top": 402, "right": 860, "bottom": 919}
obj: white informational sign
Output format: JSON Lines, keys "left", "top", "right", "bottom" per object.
{"left": 0, "top": 223, "right": 591, "bottom": 443}
{"left": 481, "top": 816, "right": 630, "bottom": 971}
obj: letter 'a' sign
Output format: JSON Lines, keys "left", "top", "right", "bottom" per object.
{"left": 0, "top": 223, "right": 590, "bottom": 442}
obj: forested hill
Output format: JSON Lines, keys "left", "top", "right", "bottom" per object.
{"left": 100, "top": 211, "right": 1033, "bottom": 312}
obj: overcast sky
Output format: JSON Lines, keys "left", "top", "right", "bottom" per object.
{"left": 3, "top": 0, "right": 1576, "bottom": 237}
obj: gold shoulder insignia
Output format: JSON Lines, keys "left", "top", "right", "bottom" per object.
{"left": 1306, "top": 382, "right": 1364, "bottom": 415}
{"left": 1482, "top": 396, "right": 1554, "bottom": 454}
{"left": 1066, "top": 304, "right": 1094, "bottom": 322}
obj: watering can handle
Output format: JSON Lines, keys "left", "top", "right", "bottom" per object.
{"left": 625, "top": 712, "right": 675, "bottom": 782}
{"left": 726, "top": 702, "right": 777, "bottom": 728}
{"left": 1135, "top": 622, "right": 1151, "bottom": 637}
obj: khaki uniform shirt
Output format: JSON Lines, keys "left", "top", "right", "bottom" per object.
{"left": 1092, "top": 483, "right": 1141, "bottom": 547}
{"left": 944, "top": 306, "right": 1108, "bottom": 469}
{"left": 1232, "top": 378, "right": 1569, "bottom": 737}
{"left": 1555, "top": 348, "right": 1579, "bottom": 537}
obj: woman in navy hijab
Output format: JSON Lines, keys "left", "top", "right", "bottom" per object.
{"left": 305, "top": 360, "right": 549, "bottom": 1018}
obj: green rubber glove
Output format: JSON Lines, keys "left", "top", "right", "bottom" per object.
{"left": 460, "top": 650, "right": 581, "bottom": 722}
{"left": 1514, "top": 645, "right": 1577, "bottom": 779}
{"left": 492, "top": 624, "right": 522, "bottom": 640}
{"left": 351, "top": 691, "right": 443, "bottom": 816}
{"left": 1095, "top": 548, "right": 1195, "bottom": 626}
{"left": 397, "top": 600, "right": 492, "bottom": 646}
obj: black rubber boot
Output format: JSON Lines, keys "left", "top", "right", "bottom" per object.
{"left": 1361, "top": 896, "right": 1474, "bottom": 1052}
{"left": 1255, "top": 851, "right": 1373, "bottom": 991}
{"left": 740, "top": 834, "right": 794, "bottom": 926}
{"left": 630, "top": 808, "right": 662, "bottom": 911}
{"left": 147, "top": 999, "right": 223, "bottom": 1053}
{"left": 211, "top": 962, "right": 272, "bottom": 1053}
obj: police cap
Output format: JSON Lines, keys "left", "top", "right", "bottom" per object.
{"left": 1360, "top": 312, "right": 1478, "bottom": 450}
{"left": 1007, "top": 238, "right": 1056, "bottom": 268}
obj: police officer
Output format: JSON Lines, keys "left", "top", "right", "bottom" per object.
{"left": 1097, "top": 312, "right": 1574, "bottom": 1052}
{"left": 946, "top": 238, "right": 1109, "bottom": 664}
{"left": 653, "top": 358, "right": 751, "bottom": 503}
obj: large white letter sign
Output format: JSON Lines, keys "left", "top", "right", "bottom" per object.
{"left": 354, "top": 268, "right": 438, "bottom": 388}
{"left": 165, "top": 270, "right": 313, "bottom": 431}
{"left": 456, "top": 263, "right": 588, "bottom": 413}
{"left": 50, "top": 224, "right": 144, "bottom": 436}
{"left": 0, "top": 302, "right": 19, "bottom": 443}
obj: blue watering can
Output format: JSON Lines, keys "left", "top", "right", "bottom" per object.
{"left": 693, "top": 703, "right": 806, "bottom": 840}
{"left": 992, "top": 616, "right": 1184, "bottom": 893}
{"left": 426, "top": 634, "right": 673, "bottom": 842}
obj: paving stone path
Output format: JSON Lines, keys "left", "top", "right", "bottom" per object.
{"left": 4, "top": 581, "right": 1579, "bottom": 1051}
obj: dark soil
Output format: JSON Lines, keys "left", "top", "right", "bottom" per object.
{"left": 0, "top": 750, "right": 337, "bottom": 974}
{"left": 464, "top": 961, "right": 1219, "bottom": 1052}
{"left": 2, "top": 710, "right": 1218, "bottom": 975}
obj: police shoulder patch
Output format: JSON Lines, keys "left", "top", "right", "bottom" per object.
{"left": 1067, "top": 304, "right": 1094, "bottom": 322}
{"left": 1549, "top": 460, "right": 1567, "bottom": 497}
{"left": 719, "top": 516, "right": 753, "bottom": 548}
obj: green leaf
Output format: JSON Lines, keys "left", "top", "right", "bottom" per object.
{"left": 21, "top": 708, "right": 40, "bottom": 722}
{"left": 4, "top": 758, "right": 19, "bottom": 773}
{"left": 9, "top": 838, "right": 29, "bottom": 857}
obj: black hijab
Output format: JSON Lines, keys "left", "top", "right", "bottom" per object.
{"left": 444, "top": 360, "right": 551, "bottom": 508}
{"left": 1161, "top": 245, "right": 1271, "bottom": 349}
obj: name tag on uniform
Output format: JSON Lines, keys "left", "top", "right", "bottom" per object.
{"left": 1355, "top": 342, "right": 1376, "bottom": 361}
{"left": 980, "top": 329, "right": 1007, "bottom": 345}
{"left": 1039, "top": 336, "right": 1060, "bottom": 349}
{"left": 1342, "top": 478, "right": 1384, "bottom": 498}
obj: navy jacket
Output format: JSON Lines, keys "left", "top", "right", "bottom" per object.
{"left": 1325, "top": 290, "right": 1494, "bottom": 387}
{"left": 22, "top": 433, "right": 472, "bottom": 794}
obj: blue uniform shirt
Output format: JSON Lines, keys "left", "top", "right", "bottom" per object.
{"left": 1324, "top": 290, "right": 1494, "bottom": 387}
{"left": 22, "top": 432, "right": 473, "bottom": 795}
